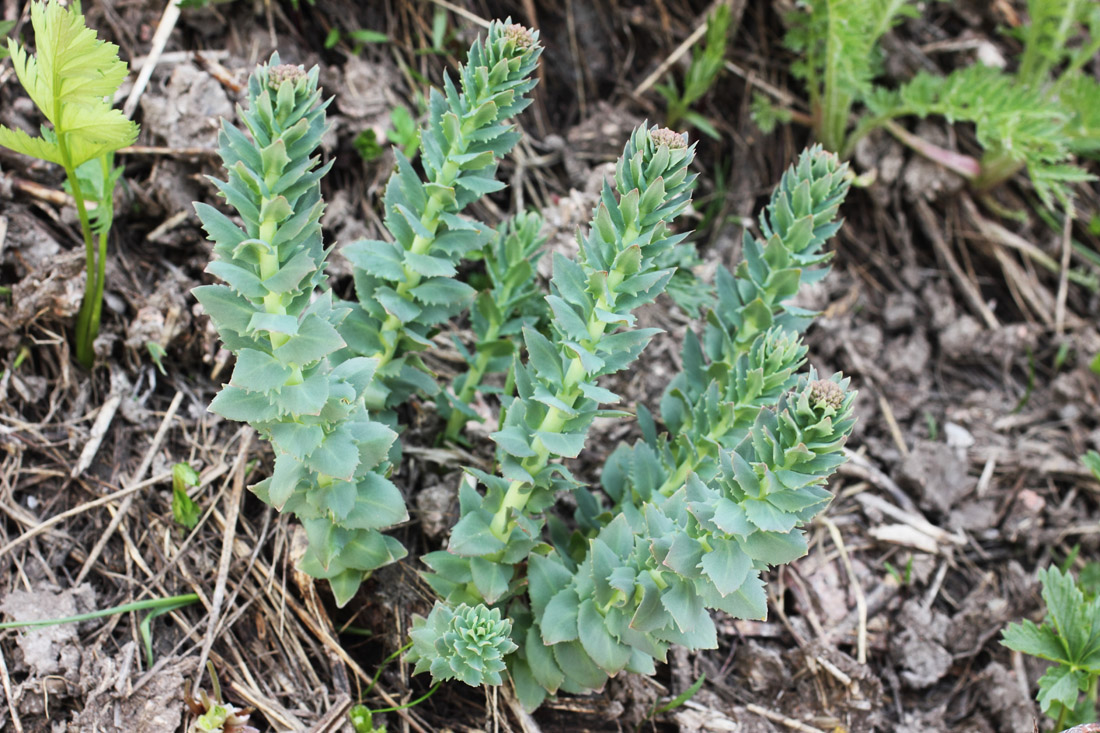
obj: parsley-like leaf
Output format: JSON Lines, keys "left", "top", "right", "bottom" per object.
{"left": 0, "top": 0, "right": 137, "bottom": 167}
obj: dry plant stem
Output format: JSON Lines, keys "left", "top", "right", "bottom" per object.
{"left": 822, "top": 515, "right": 866, "bottom": 664}
{"left": 632, "top": 3, "right": 714, "bottom": 97}
{"left": 424, "top": 0, "right": 490, "bottom": 28}
{"left": 74, "top": 390, "right": 183, "bottom": 583}
{"left": 913, "top": 198, "right": 999, "bottom": 329}
{"left": 196, "top": 427, "right": 253, "bottom": 678}
{"left": 746, "top": 703, "right": 828, "bottom": 733}
{"left": 0, "top": 470, "right": 172, "bottom": 559}
{"left": 71, "top": 392, "right": 122, "bottom": 478}
{"left": 0, "top": 647, "right": 23, "bottom": 733}
{"left": 122, "top": 0, "right": 181, "bottom": 118}
{"left": 1055, "top": 210, "right": 1072, "bottom": 335}
{"left": 235, "top": 545, "right": 429, "bottom": 732}
{"left": 304, "top": 694, "right": 353, "bottom": 733}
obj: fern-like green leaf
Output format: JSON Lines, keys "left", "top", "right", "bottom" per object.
{"left": 0, "top": 0, "right": 137, "bottom": 168}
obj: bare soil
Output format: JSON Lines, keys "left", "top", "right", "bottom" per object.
{"left": 1, "top": 1, "right": 1098, "bottom": 732}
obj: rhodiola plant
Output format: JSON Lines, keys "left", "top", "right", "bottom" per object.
{"left": 194, "top": 20, "right": 543, "bottom": 607}
{"left": 410, "top": 136, "right": 855, "bottom": 708}
{"left": 195, "top": 15, "right": 858, "bottom": 713}
{"left": 194, "top": 59, "right": 406, "bottom": 606}
{"left": 339, "top": 22, "right": 542, "bottom": 410}
{"left": 441, "top": 212, "right": 549, "bottom": 442}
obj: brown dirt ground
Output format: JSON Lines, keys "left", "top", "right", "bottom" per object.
{"left": 1, "top": 0, "right": 1099, "bottom": 731}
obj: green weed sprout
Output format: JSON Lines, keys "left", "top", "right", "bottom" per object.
{"left": 781, "top": 0, "right": 1100, "bottom": 208}
{"left": 656, "top": 4, "right": 732, "bottom": 139}
{"left": 172, "top": 462, "right": 202, "bottom": 529}
{"left": 1002, "top": 566, "right": 1100, "bottom": 729}
{"left": 782, "top": 0, "right": 916, "bottom": 155}
{"left": 194, "top": 59, "right": 406, "bottom": 606}
{"left": 0, "top": 0, "right": 139, "bottom": 367}
{"left": 0, "top": 592, "right": 199, "bottom": 668}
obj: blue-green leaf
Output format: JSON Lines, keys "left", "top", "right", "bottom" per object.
{"left": 449, "top": 511, "right": 506, "bottom": 556}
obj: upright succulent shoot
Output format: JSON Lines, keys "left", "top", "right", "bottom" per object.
{"left": 194, "top": 58, "right": 406, "bottom": 606}
{"left": 341, "top": 20, "right": 542, "bottom": 408}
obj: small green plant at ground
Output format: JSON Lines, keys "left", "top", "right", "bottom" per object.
{"left": 775, "top": 0, "right": 1100, "bottom": 208}
{"left": 638, "top": 673, "right": 705, "bottom": 732}
{"left": 656, "top": 3, "right": 731, "bottom": 139}
{"left": 353, "top": 106, "right": 420, "bottom": 164}
{"left": 1002, "top": 566, "right": 1100, "bottom": 729}
{"left": 1084, "top": 451, "right": 1100, "bottom": 481}
{"left": 185, "top": 662, "right": 258, "bottom": 733}
{"left": 171, "top": 462, "right": 202, "bottom": 529}
{"left": 0, "top": 0, "right": 139, "bottom": 368}
{"left": 196, "top": 17, "right": 855, "bottom": 712}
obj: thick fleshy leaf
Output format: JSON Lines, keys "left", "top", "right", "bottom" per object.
{"left": 449, "top": 511, "right": 506, "bottom": 556}
{"left": 540, "top": 589, "right": 580, "bottom": 644}
{"left": 578, "top": 599, "right": 631, "bottom": 674}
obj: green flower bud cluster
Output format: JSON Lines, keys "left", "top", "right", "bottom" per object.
{"left": 339, "top": 20, "right": 543, "bottom": 409}
{"left": 407, "top": 602, "right": 518, "bottom": 687}
{"left": 193, "top": 57, "right": 407, "bottom": 607}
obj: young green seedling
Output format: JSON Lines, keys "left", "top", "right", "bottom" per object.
{"left": 780, "top": 0, "right": 1100, "bottom": 208}
{"left": 1003, "top": 566, "right": 1100, "bottom": 729}
{"left": 0, "top": 0, "right": 139, "bottom": 367}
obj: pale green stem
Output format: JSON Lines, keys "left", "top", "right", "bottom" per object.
{"left": 86, "top": 158, "right": 113, "bottom": 366}
{"left": 443, "top": 321, "right": 502, "bottom": 441}
{"left": 257, "top": 205, "right": 302, "bottom": 384}
{"left": 487, "top": 269, "right": 627, "bottom": 539}
{"left": 820, "top": 0, "right": 851, "bottom": 153}
{"left": 61, "top": 143, "right": 99, "bottom": 369}
{"left": 654, "top": 413, "right": 732, "bottom": 497}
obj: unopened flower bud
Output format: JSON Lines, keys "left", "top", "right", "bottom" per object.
{"left": 269, "top": 64, "right": 306, "bottom": 90}
{"left": 808, "top": 379, "right": 844, "bottom": 410}
{"left": 650, "top": 127, "right": 687, "bottom": 150}
{"left": 503, "top": 23, "right": 535, "bottom": 52}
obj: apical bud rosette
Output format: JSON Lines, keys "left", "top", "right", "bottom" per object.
{"left": 407, "top": 603, "right": 518, "bottom": 687}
